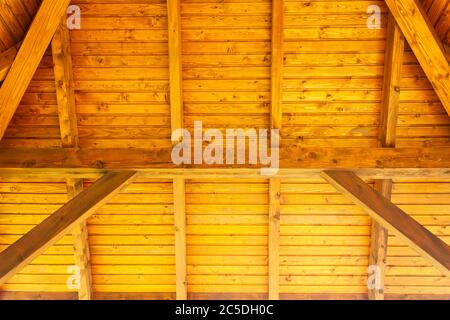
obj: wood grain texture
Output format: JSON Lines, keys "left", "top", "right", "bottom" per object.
{"left": 380, "top": 14, "right": 404, "bottom": 148}
{"left": 167, "top": 0, "right": 184, "bottom": 137}
{"left": 368, "top": 179, "right": 392, "bottom": 300}
{"left": 322, "top": 170, "right": 450, "bottom": 277}
{"left": 385, "top": 0, "right": 450, "bottom": 116}
{"left": 370, "top": 13, "right": 404, "bottom": 300}
{"left": 0, "top": 171, "right": 138, "bottom": 285}
{"left": 173, "top": 177, "right": 187, "bottom": 300}
{"left": 67, "top": 178, "right": 93, "bottom": 300}
{"left": 268, "top": 178, "right": 281, "bottom": 300}
{"left": 0, "top": 42, "right": 20, "bottom": 81}
{"left": 0, "top": 147, "right": 448, "bottom": 170}
{"left": 270, "top": 0, "right": 284, "bottom": 130}
{"left": 52, "top": 17, "right": 78, "bottom": 148}
{"left": 0, "top": 0, "right": 71, "bottom": 141}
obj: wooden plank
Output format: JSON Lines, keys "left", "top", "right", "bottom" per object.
{"left": 0, "top": 0, "right": 70, "bottom": 141}
{"left": 268, "top": 178, "right": 281, "bottom": 300}
{"left": 173, "top": 177, "right": 187, "bottom": 300}
{"left": 370, "top": 13, "right": 404, "bottom": 300}
{"left": 52, "top": 18, "right": 78, "bottom": 148}
{"left": 385, "top": 0, "right": 450, "bottom": 116}
{"left": 321, "top": 170, "right": 450, "bottom": 277}
{"left": 270, "top": 0, "right": 284, "bottom": 130}
{"left": 0, "top": 171, "right": 138, "bottom": 285}
{"left": 0, "top": 42, "right": 20, "bottom": 82}
{"left": 67, "top": 178, "right": 93, "bottom": 300}
{"left": 167, "top": 0, "right": 183, "bottom": 137}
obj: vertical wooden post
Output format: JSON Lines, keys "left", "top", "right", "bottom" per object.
{"left": 268, "top": 0, "right": 284, "bottom": 300}
{"left": 67, "top": 178, "right": 93, "bottom": 300}
{"left": 268, "top": 179, "right": 281, "bottom": 300}
{"left": 173, "top": 177, "right": 187, "bottom": 300}
{"left": 167, "top": 0, "right": 183, "bottom": 135}
{"left": 167, "top": 0, "right": 187, "bottom": 300}
{"left": 270, "top": 0, "right": 284, "bottom": 130}
{"left": 368, "top": 180, "right": 392, "bottom": 300}
{"left": 52, "top": 17, "right": 93, "bottom": 300}
{"left": 369, "top": 13, "right": 404, "bottom": 300}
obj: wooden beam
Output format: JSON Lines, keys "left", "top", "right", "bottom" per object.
{"left": 268, "top": 0, "right": 284, "bottom": 300}
{"left": 368, "top": 179, "right": 391, "bottom": 300}
{"left": 369, "top": 13, "right": 404, "bottom": 300}
{"left": 67, "top": 178, "right": 93, "bottom": 300}
{"left": 270, "top": 0, "right": 284, "bottom": 130}
{"left": 0, "top": 168, "right": 449, "bottom": 180}
{"left": 0, "top": 0, "right": 70, "bottom": 141}
{"left": 52, "top": 18, "right": 78, "bottom": 148}
{"left": 0, "top": 171, "right": 138, "bottom": 285}
{"left": 0, "top": 42, "right": 20, "bottom": 82}
{"left": 268, "top": 178, "right": 281, "bottom": 300}
{"left": 167, "top": 0, "right": 183, "bottom": 137}
{"left": 0, "top": 147, "right": 448, "bottom": 170}
{"left": 379, "top": 14, "right": 404, "bottom": 148}
{"left": 51, "top": 19, "right": 92, "bottom": 299}
{"left": 322, "top": 170, "right": 450, "bottom": 277}
{"left": 173, "top": 177, "right": 187, "bottom": 300}
{"left": 384, "top": 0, "right": 450, "bottom": 116}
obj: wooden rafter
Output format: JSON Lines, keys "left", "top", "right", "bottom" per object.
{"left": 322, "top": 170, "right": 450, "bottom": 277}
{"left": 167, "top": 0, "right": 187, "bottom": 300}
{"left": 385, "top": 0, "right": 450, "bottom": 116}
{"left": 51, "top": 18, "right": 92, "bottom": 300}
{"left": 0, "top": 171, "right": 138, "bottom": 285}
{"left": 0, "top": 0, "right": 70, "bottom": 141}
{"left": 369, "top": 13, "right": 405, "bottom": 300}
{"left": 268, "top": 0, "right": 284, "bottom": 300}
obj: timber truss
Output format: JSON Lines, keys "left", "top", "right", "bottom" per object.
{"left": 0, "top": 0, "right": 449, "bottom": 300}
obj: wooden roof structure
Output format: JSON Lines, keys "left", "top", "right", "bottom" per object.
{"left": 0, "top": 0, "right": 449, "bottom": 300}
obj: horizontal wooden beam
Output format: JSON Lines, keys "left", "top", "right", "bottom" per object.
{"left": 0, "top": 171, "right": 138, "bottom": 285}
{"left": 385, "top": 0, "right": 450, "bottom": 116}
{"left": 0, "top": 147, "right": 448, "bottom": 170}
{"left": 322, "top": 170, "right": 450, "bottom": 277}
{"left": 0, "top": 168, "right": 448, "bottom": 180}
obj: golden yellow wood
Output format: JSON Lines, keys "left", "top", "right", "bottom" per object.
{"left": 0, "top": 42, "right": 20, "bottom": 81}
{"left": 385, "top": 0, "right": 450, "bottom": 116}
{"left": 322, "top": 170, "right": 450, "bottom": 278}
{"left": 0, "top": 0, "right": 71, "bottom": 141}
{"left": 268, "top": 178, "right": 281, "bottom": 300}
{"left": 167, "top": 0, "right": 184, "bottom": 137}
{"left": 173, "top": 177, "right": 187, "bottom": 300}
{"left": 0, "top": 171, "right": 138, "bottom": 285}
{"left": 270, "top": 0, "right": 284, "bottom": 130}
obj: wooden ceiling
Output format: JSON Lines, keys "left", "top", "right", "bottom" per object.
{"left": 0, "top": 0, "right": 449, "bottom": 300}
